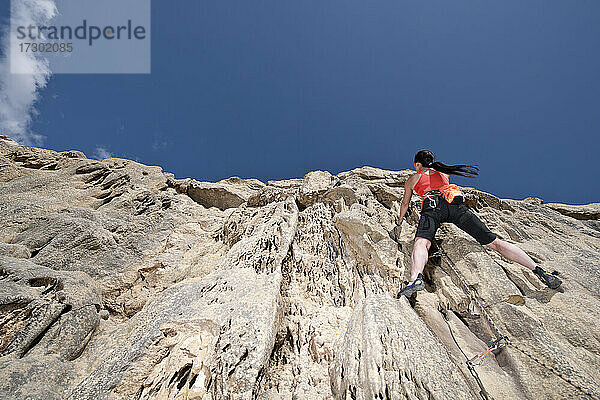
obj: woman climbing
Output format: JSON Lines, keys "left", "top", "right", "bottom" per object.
{"left": 395, "top": 150, "right": 562, "bottom": 298}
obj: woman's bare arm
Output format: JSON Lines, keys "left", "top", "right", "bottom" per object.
{"left": 397, "top": 175, "right": 417, "bottom": 224}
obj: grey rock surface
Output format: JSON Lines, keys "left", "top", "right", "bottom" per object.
{"left": 186, "top": 177, "right": 265, "bottom": 211}
{"left": 546, "top": 202, "right": 600, "bottom": 220}
{"left": 330, "top": 294, "right": 473, "bottom": 400}
{"left": 1, "top": 135, "right": 599, "bottom": 399}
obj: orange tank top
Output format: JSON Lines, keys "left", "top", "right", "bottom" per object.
{"left": 413, "top": 169, "right": 462, "bottom": 205}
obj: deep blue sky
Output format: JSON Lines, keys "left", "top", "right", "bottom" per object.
{"left": 4, "top": 1, "right": 600, "bottom": 204}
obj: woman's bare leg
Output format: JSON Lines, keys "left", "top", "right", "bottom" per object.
{"left": 485, "top": 238, "right": 536, "bottom": 270}
{"left": 411, "top": 237, "right": 431, "bottom": 280}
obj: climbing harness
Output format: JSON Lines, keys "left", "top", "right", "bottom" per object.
{"left": 435, "top": 245, "right": 600, "bottom": 400}
{"left": 423, "top": 191, "right": 439, "bottom": 209}
{"left": 423, "top": 185, "right": 462, "bottom": 210}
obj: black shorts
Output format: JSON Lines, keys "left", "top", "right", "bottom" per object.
{"left": 415, "top": 196, "right": 496, "bottom": 245}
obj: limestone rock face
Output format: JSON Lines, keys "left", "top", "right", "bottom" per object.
{"left": 546, "top": 202, "right": 600, "bottom": 220}
{"left": 1, "top": 136, "right": 599, "bottom": 400}
{"left": 171, "top": 176, "right": 265, "bottom": 211}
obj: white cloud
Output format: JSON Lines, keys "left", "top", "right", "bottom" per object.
{"left": 152, "top": 132, "right": 168, "bottom": 151}
{"left": 94, "top": 145, "right": 114, "bottom": 160}
{"left": 0, "top": 0, "right": 57, "bottom": 146}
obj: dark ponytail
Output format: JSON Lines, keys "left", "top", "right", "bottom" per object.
{"left": 414, "top": 150, "right": 479, "bottom": 178}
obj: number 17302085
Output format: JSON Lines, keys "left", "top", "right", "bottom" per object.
{"left": 19, "top": 42, "right": 73, "bottom": 53}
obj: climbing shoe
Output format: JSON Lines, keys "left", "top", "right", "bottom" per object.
{"left": 397, "top": 273, "right": 425, "bottom": 298}
{"left": 533, "top": 266, "right": 562, "bottom": 290}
